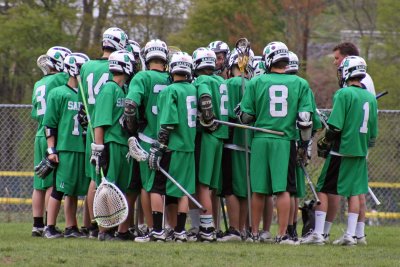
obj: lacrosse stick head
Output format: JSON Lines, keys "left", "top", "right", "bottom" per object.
{"left": 93, "top": 177, "right": 128, "bottom": 228}
{"left": 37, "top": 54, "right": 50, "bottom": 75}
{"left": 235, "top": 38, "right": 251, "bottom": 72}
{"left": 127, "top": 136, "right": 149, "bottom": 162}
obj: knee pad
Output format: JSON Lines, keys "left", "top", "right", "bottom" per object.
{"left": 51, "top": 188, "right": 64, "bottom": 201}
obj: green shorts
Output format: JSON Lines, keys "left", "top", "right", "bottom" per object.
{"left": 96, "top": 142, "right": 131, "bottom": 193}
{"left": 250, "top": 138, "right": 296, "bottom": 195}
{"left": 316, "top": 154, "right": 368, "bottom": 197}
{"left": 55, "top": 151, "right": 88, "bottom": 196}
{"left": 138, "top": 140, "right": 152, "bottom": 192}
{"left": 295, "top": 165, "right": 306, "bottom": 198}
{"left": 33, "top": 136, "right": 53, "bottom": 190}
{"left": 149, "top": 151, "right": 195, "bottom": 198}
{"left": 196, "top": 132, "right": 223, "bottom": 191}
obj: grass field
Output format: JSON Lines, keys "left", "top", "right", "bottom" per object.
{"left": 0, "top": 223, "right": 399, "bottom": 267}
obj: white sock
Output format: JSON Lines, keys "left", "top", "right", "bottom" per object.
{"left": 314, "top": 211, "right": 326, "bottom": 235}
{"left": 346, "top": 213, "right": 359, "bottom": 236}
{"left": 355, "top": 222, "right": 365, "bottom": 238}
{"left": 323, "top": 221, "right": 333, "bottom": 236}
{"left": 188, "top": 209, "right": 200, "bottom": 229}
{"left": 199, "top": 214, "right": 214, "bottom": 229}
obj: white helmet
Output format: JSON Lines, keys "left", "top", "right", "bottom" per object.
{"left": 169, "top": 52, "right": 193, "bottom": 77}
{"left": 144, "top": 39, "right": 168, "bottom": 63}
{"left": 192, "top": 47, "right": 216, "bottom": 71}
{"left": 108, "top": 50, "right": 136, "bottom": 76}
{"left": 64, "top": 53, "right": 90, "bottom": 77}
{"left": 46, "top": 46, "right": 71, "bottom": 72}
{"left": 208, "top": 41, "right": 230, "bottom": 70}
{"left": 262, "top": 41, "right": 289, "bottom": 71}
{"left": 102, "top": 27, "right": 128, "bottom": 51}
{"left": 286, "top": 51, "right": 299, "bottom": 74}
{"left": 252, "top": 56, "right": 266, "bottom": 77}
{"left": 338, "top": 56, "right": 367, "bottom": 87}
{"left": 128, "top": 40, "right": 141, "bottom": 56}
{"left": 228, "top": 48, "right": 254, "bottom": 76}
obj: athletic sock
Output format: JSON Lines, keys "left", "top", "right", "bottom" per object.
{"left": 314, "top": 211, "right": 326, "bottom": 235}
{"left": 355, "top": 222, "right": 365, "bottom": 238}
{"left": 199, "top": 214, "right": 214, "bottom": 230}
{"left": 287, "top": 225, "right": 294, "bottom": 236}
{"left": 188, "top": 209, "right": 200, "bottom": 229}
{"left": 33, "top": 217, "right": 44, "bottom": 228}
{"left": 323, "top": 221, "right": 333, "bottom": 236}
{"left": 346, "top": 213, "right": 359, "bottom": 236}
{"left": 152, "top": 211, "right": 163, "bottom": 232}
{"left": 45, "top": 211, "right": 48, "bottom": 226}
{"left": 175, "top": 213, "right": 187, "bottom": 233}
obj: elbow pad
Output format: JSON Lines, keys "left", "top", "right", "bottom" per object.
{"left": 158, "top": 125, "right": 174, "bottom": 146}
{"left": 199, "top": 94, "right": 215, "bottom": 125}
{"left": 45, "top": 126, "right": 58, "bottom": 139}
{"left": 297, "top": 112, "right": 312, "bottom": 142}
{"left": 123, "top": 99, "right": 138, "bottom": 135}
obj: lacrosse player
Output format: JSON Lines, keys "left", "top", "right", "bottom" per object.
{"left": 238, "top": 41, "right": 313, "bottom": 244}
{"left": 124, "top": 39, "right": 171, "bottom": 236}
{"left": 127, "top": 40, "right": 145, "bottom": 72}
{"left": 90, "top": 50, "right": 136, "bottom": 241}
{"left": 250, "top": 55, "right": 273, "bottom": 242}
{"left": 321, "top": 42, "right": 376, "bottom": 244}
{"left": 301, "top": 56, "right": 378, "bottom": 246}
{"left": 38, "top": 52, "right": 90, "bottom": 238}
{"left": 190, "top": 47, "right": 228, "bottom": 242}
{"left": 134, "top": 52, "right": 197, "bottom": 242}
{"left": 218, "top": 48, "right": 254, "bottom": 242}
{"left": 208, "top": 41, "right": 230, "bottom": 80}
{"left": 78, "top": 27, "right": 128, "bottom": 238}
{"left": 31, "top": 47, "right": 70, "bottom": 237}
{"left": 285, "top": 51, "right": 322, "bottom": 242}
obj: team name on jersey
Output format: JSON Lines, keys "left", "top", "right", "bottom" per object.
{"left": 68, "top": 101, "right": 82, "bottom": 111}
{"left": 116, "top": 98, "right": 125, "bottom": 107}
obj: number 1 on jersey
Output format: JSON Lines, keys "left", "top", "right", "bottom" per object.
{"left": 360, "top": 102, "right": 369, "bottom": 133}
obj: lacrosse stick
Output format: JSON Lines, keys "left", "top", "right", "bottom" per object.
{"left": 214, "top": 119, "right": 284, "bottom": 136}
{"left": 127, "top": 136, "right": 206, "bottom": 212}
{"left": 236, "top": 37, "right": 253, "bottom": 233}
{"left": 298, "top": 162, "right": 321, "bottom": 205}
{"left": 77, "top": 75, "right": 128, "bottom": 227}
{"left": 375, "top": 91, "right": 388, "bottom": 99}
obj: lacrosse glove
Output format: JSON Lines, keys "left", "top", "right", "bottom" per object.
{"left": 317, "top": 137, "right": 331, "bottom": 158}
{"left": 34, "top": 148, "right": 58, "bottom": 178}
{"left": 90, "top": 143, "right": 108, "bottom": 174}
{"left": 148, "top": 142, "right": 167, "bottom": 170}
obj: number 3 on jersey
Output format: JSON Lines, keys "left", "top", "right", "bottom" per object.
{"left": 152, "top": 84, "right": 167, "bottom": 115}
{"left": 269, "top": 85, "right": 288, "bottom": 117}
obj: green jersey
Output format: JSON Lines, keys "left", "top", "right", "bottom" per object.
{"left": 241, "top": 73, "right": 313, "bottom": 140}
{"left": 193, "top": 74, "right": 228, "bottom": 139}
{"left": 225, "top": 76, "right": 247, "bottom": 119}
{"left": 126, "top": 70, "right": 170, "bottom": 139}
{"left": 42, "top": 85, "right": 85, "bottom": 152}
{"left": 328, "top": 85, "right": 378, "bottom": 157}
{"left": 78, "top": 59, "right": 112, "bottom": 117}
{"left": 157, "top": 81, "right": 198, "bottom": 152}
{"left": 92, "top": 81, "right": 128, "bottom": 146}
{"left": 31, "top": 73, "right": 69, "bottom": 137}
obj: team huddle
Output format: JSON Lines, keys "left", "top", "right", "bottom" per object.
{"left": 30, "top": 26, "right": 378, "bottom": 246}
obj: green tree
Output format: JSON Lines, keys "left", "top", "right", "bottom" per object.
{"left": 0, "top": 2, "right": 76, "bottom": 104}
{"left": 168, "top": 0, "right": 285, "bottom": 54}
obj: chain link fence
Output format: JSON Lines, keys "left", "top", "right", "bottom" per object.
{"left": 0, "top": 105, "right": 399, "bottom": 224}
